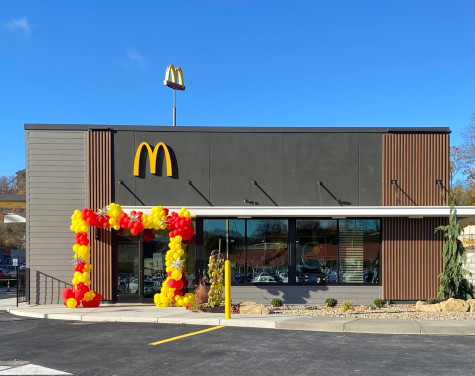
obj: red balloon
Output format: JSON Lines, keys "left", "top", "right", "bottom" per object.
{"left": 167, "top": 279, "right": 176, "bottom": 288}
{"left": 75, "top": 289, "right": 85, "bottom": 301}
{"left": 76, "top": 282, "right": 89, "bottom": 293}
{"left": 175, "top": 280, "right": 184, "bottom": 290}
{"left": 62, "top": 288, "right": 74, "bottom": 300}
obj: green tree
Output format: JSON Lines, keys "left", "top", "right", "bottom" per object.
{"left": 207, "top": 249, "right": 224, "bottom": 308}
{"left": 450, "top": 118, "right": 475, "bottom": 205}
{"left": 435, "top": 205, "right": 474, "bottom": 300}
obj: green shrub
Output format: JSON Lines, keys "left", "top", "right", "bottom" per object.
{"left": 325, "top": 298, "right": 337, "bottom": 307}
{"left": 341, "top": 301, "right": 353, "bottom": 312}
{"left": 305, "top": 305, "right": 318, "bottom": 310}
{"left": 374, "top": 298, "right": 386, "bottom": 308}
{"left": 270, "top": 298, "right": 283, "bottom": 307}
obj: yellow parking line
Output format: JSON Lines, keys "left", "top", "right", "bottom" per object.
{"left": 149, "top": 325, "right": 225, "bottom": 345}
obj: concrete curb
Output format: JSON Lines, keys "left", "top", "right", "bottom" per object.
{"left": 6, "top": 305, "right": 475, "bottom": 336}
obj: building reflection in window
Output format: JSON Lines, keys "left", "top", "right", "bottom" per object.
{"left": 339, "top": 219, "right": 380, "bottom": 284}
{"left": 247, "top": 219, "right": 288, "bottom": 284}
{"left": 296, "top": 220, "right": 338, "bottom": 284}
{"left": 203, "top": 219, "right": 245, "bottom": 283}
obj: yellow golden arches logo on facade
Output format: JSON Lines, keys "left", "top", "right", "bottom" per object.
{"left": 133, "top": 142, "right": 173, "bottom": 177}
{"left": 163, "top": 64, "right": 185, "bottom": 91}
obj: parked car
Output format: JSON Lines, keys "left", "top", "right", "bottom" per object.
{"left": 144, "top": 281, "right": 156, "bottom": 298}
{"left": 0, "top": 265, "right": 17, "bottom": 278}
{"left": 297, "top": 268, "right": 326, "bottom": 284}
{"left": 251, "top": 275, "right": 277, "bottom": 283}
{"left": 128, "top": 279, "right": 138, "bottom": 293}
{"left": 118, "top": 281, "right": 127, "bottom": 294}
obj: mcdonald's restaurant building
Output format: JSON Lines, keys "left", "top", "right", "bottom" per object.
{"left": 25, "top": 124, "right": 475, "bottom": 306}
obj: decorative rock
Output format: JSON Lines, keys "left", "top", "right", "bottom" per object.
{"left": 439, "top": 298, "right": 469, "bottom": 312}
{"left": 415, "top": 301, "right": 441, "bottom": 312}
{"left": 468, "top": 299, "right": 475, "bottom": 313}
{"left": 239, "top": 301, "right": 270, "bottom": 315}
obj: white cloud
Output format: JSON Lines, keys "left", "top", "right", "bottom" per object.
{"left": 6, "top": 17, "right": 31, "bottom": 34}
{"left": 126, "top": 48, "right": 146, "bottom": 69}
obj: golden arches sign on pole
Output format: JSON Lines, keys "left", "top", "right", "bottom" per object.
{"left": 163, "top": 64, "right": 185, "bottom": 127}
{"left": 163, "top": 64, "right": 185, "bottom": 90}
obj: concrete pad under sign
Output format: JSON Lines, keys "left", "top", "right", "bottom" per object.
{"left": 344, "top": 318, "right": 421, "bottom": 334}
{"left": 276, "top": 316, "right": 358, "bottom": 332}
{"left": 8, "top": 305, "right": 88, "bottom": 321}
{"left": 81, "top": 305, "right": 184, "bottom": 323}
{"left": 418, "top": 320, "right": 475, "bottom": 336}
{"left": 81, "top": 314, "right": 159, "bottom": 323}
{"left": 220, "top": 315, "right": 294, "bottom": 329}
{"left": 157, "top": 313, "right": 223, "bottom": 326}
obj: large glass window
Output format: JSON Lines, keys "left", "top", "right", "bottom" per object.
{"left": 142, "top": 232, "right": 197, "bottom": 298}
{"left": 202, "top": 218, "right": 379, "bottom": 286}
{"left": 339, "top": 219, "right": 380, "bottom": 284}
{"left": 203, "top": 219, "right": 245, "bottom": 283}
{"left": 296, "top": 220, "right": 338, "bottom": 284}
{"left": 143, "top": 235, "right": 168, "bottom": 298}
{"left": 247, "top": 219, "right": 288, "bottom": 284}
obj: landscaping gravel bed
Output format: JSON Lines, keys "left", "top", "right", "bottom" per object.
{"left": 268, "top": 304, "right": 475, "bottom": 320}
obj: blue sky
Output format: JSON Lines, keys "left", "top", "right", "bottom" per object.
{"left": 1, "top": 1, "right": 474, "bottom": 177}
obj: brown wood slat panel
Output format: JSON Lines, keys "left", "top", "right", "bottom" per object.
{"left": 381, "top": 217, "right": 446, "bottom": 300}
{"left": 382, "top": 134, "right": 449, "bottom": 206}
{"left": 87, "top": 131, "right": 113, "bottom": 301}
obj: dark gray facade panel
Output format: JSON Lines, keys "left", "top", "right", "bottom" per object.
{"left": 358, "top": 133, "right": 382, "bottom": 205}
{"left": 113, "top": 131, "right": 136, "bottom": 205}
{"left": 210, "top": 133, "right": 284, "bottom": 206}
{"left": 114, "top": 131, "right": 211, "bottom": 206}
{"left": 113, "top": 129, "right": 384, "bottom": 206}
{"left": 26, "top": 130, "right": 87, "bottom": 304}
{"left": 283, "top": 133, "right": 360, "bottom": 206}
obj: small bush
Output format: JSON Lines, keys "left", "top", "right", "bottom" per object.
{"left": 194, "top": 280, "right": 208, "bottom": 305}
{"left": 341, "top": 301, "right": 353, "bottom": 312}
{"left": 305, "top": 305, "right": 319, "bottom": 310}
{"left": 374, "top": 298, "right": 386, "bottom": 308}
{"left": 187, "top": 301, "right": 203, "bottom": 312}
{"left": 325, "top": 298, "right": 337, "bottom": 307}
{"left": 270, "top": 298, "right": 283, "bottom": 307}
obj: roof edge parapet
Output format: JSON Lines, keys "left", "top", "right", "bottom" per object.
{"left": 24, "top": 124, "right": 451, "bottom": 134}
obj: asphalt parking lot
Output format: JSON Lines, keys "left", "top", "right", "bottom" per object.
{"left": 1, "top": 311, "right": 474, "bottom": 376}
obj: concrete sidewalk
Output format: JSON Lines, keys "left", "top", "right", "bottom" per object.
{"left": 4, "top": 301, "right": 475, "bottom": 336}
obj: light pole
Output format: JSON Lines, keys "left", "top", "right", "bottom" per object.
{"left": 163, "top": 64, "right": 185, "bottom": 126}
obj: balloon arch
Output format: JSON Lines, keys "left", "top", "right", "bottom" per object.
{"left": 62, "top": 203, "right": 195, "bottom": 308}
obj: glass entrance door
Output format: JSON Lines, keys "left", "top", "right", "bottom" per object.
{"left": 117, "top": 241, "right": 141, "bottom": 303}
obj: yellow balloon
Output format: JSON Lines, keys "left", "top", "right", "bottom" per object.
{"left": 171, "top": 270, "right": 182, "bottom": 281}
{"left": 66, "top": 298, "right": 78, "bottom": 308}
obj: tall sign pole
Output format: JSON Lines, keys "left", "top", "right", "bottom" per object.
{"left": 163, "top": 65, "right": 185, "bottom": 126}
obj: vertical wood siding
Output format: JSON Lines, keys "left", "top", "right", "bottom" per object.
{"left": 26, "top": 130, "right": 87, "bottom": 304}
{"left": 87, "top": 131, "right": 113, "bottom": 301}
{"left": 381, "top": 217, "right": 446, "bottom": 300}
{"left": 382, "top": 134, "right": 449, "bottom": 206}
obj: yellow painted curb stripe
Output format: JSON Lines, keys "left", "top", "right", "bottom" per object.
{"left": 149, "top": 325, "right": 224, "bottom": 345}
